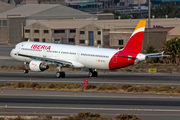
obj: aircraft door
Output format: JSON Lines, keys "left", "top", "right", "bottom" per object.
{"left": 17, "top": 44, "right": 22, "bottom": 53}
{"left": 43, "top": 50, "right": 47, "bottom": 57}
{"left": 76, "top": 51, "right": 81, "bottom": 60}
{"left": 113, "top": 55, "right": 118, "bottom": 63}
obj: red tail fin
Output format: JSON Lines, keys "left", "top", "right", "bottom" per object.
{"left": 122, "top": 20, "right": 146, "bottom": 53}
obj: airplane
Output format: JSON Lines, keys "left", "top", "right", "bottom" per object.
{"left": 10, "top": 20, "right": 169, "bottom": 78}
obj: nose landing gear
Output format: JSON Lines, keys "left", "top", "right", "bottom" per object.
{"left": 23, "top": 69, "right": 29, "bottom": 74}
{"left": 56, "top": 65, "right": 65, "bottom": 78}
{"left": 24, "top": 62, "right": 29, "bottom": 74}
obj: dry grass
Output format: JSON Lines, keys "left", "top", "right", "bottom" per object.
{"left": 1, "top": 113, "right": 142, "bottom": 120}
{"left": 1, "top": 82, "right": 180, "bottom": 95}
{"left": 0, "top": 65, "right": 25, "bottom": 70}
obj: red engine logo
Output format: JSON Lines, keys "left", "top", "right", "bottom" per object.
{"left": 32, "top": 63, "right": 37, "bottom": 66}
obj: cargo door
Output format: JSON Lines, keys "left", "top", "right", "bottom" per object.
{"left": 113, "top": 55, "right": 118, "bottom": 63}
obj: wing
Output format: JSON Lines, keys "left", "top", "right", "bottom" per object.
{"left": 18, "top": 53, "right": 73, "bottom": 67}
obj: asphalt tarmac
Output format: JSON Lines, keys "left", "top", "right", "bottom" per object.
{"left": 1, "top": 45, "right": 180, "bottom": 86}
{"left": 0, "top": 45, "right": 22, "bottom": 66}
{"left": 1, "top": 45, "right": 180, "bottom": 120}
{"left": 0, "top": 70, "right": 180, "bottom": 86}
{"left": 0, "top": 89, "right": 180, "bottom": 120}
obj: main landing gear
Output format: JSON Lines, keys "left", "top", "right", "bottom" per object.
{"left": 23, "top": 62, "right": 29, "bottom": 74}
{"left": 89, "top": 69, "right": 98, "bottom": 77}
{"left": 56, "top": 72, "right": 65, "bottom": 78}
{"left": 56, "top": 65, "right": 65, "bottom": 78}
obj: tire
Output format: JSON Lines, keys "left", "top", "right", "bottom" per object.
{"left": 93, "top": 71, "right": 98, "bottom": 77}
{"left": 56, "top": 72, "right": 61, "bottom": 78}
{"left": 89, "top": 71, "right": 93, "bottom": 77}
{"left": 23, "top": 70, "right": 29, "bottom": 74}
{"left": 60, "top": 72, "right": 65, "bottom": 78}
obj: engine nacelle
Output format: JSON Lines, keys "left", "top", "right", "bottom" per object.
{"left": 29, "top": 60, "right": 49, "bottom": 72}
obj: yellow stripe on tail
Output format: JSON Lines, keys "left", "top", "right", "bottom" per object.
{"left": 133, "top": 20, "right": 146, "bottom": 32}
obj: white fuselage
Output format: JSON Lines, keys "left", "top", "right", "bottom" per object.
{"left": 10, "top": 42, "right": 120, "bottom": 69}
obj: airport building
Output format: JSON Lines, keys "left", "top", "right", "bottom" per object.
{"left": 0, "top": 4, "right": 113, "bottom": 44}
{"left": 167, "top": 24, "right": 180, "bottom": 40}
{"left": 0, "top": 1, "right": 180, "bottom": 51}
{"left": 24, "top": 0, "right": 65, "bottom": 4}
{"left": 0, "top": 1, "right": 16, "bottom": 13}
{"left": 151, "top": 0, "right": 180, "bottom": 6}
{"left": 24, "top": 19, "right": 179, "bottom": 51}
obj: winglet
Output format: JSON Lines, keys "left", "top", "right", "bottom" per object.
{"left": 122, "top": 20, "right": 146, "bottom": 53}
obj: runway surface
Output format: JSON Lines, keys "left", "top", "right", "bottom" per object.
{"left": 0, "top": 45, "right": 22, "bottom": 66}
{"left": 0, "top": 70, "right": 180, "bottom": 86}
{"left": 1, "top": 45, "right": 180, "bottom": 120}
{"left": 0, "top": 89, "right": 180, "bottom": 120}
{"left": 1, "top": 45, "right": 180, "bottom": 86}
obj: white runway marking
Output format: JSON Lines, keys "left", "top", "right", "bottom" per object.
{"left": 0, "top": 106, "right": 180, "bottom": 112}
{"left": 0, "top": 94, "right": 180, "bottom": 99}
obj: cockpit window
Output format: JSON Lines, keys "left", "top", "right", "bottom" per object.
{"left": 13, "top": 46, "right": 16, "bottom": 49}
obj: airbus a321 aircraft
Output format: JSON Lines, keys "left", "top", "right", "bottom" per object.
{"left": 10, "top": 20, "right": 168, "bottom": 78}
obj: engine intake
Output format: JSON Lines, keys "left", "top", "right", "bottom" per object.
{"left": 29, "top": 60, "right": 49, "bottom": 72}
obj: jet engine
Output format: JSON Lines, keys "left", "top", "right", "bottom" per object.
{"left": 29, "top": 60, "right": 49, "bottom": 72}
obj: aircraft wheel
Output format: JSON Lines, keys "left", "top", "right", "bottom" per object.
{"left": 56, "top": 72, "right": 65, "bottom": 78}
{"left": 56, "top": 72, "right": 61, "bottom": 78}
{"left": 89, "top": 71, "right": 93, "bottom": 77}
{"left": 23, "top": 69, "right": 29, "bottom": 74}
{"left": 93, "top": 71, "right": 98, "bottom": 77}
{"left": 60, "top": 72, "right": 65, "bottom": 78}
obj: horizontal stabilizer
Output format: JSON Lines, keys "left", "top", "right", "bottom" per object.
{"left": 145, "top": 53, "right": 163, "bottom": 56}
{"left": 146, "top": 55, "right": 170, "bottom": 58}
{"left": 145, "top": 51, "right": 165, "bottom": 56}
